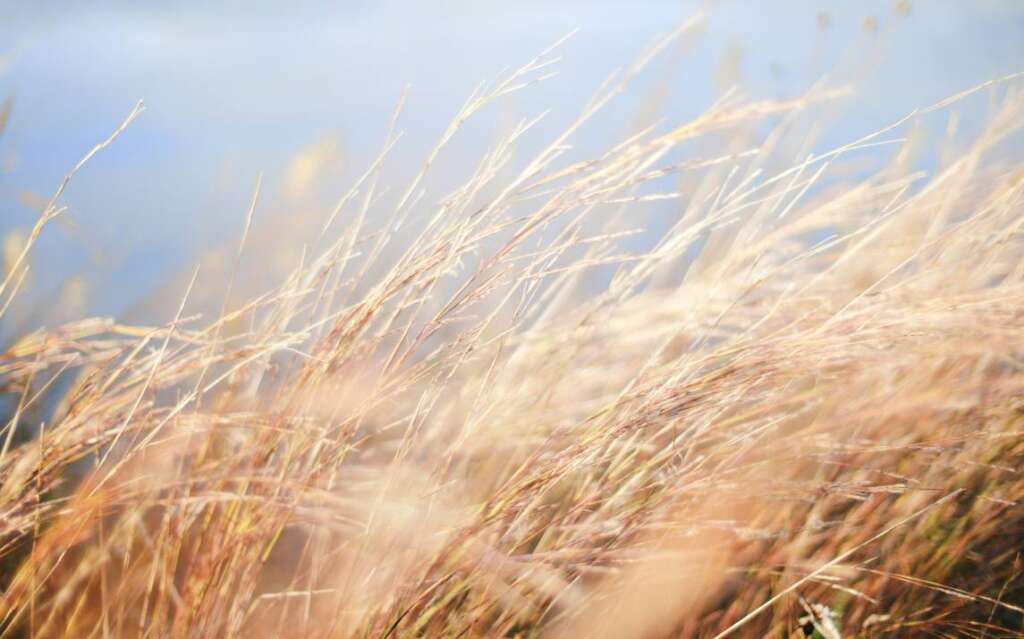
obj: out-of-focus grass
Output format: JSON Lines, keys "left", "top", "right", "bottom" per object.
{"left": 1, "top": 15, "right": 1024, "bottom": 638}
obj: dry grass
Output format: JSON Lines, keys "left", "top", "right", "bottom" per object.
{"left": 2, "top": 21, "right": 1024, "bottom": 638}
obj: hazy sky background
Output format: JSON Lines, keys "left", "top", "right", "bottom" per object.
{"left": 1, "top": 1, "right": 1022, "bottom": 324}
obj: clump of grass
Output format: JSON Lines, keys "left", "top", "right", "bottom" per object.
{"left": 2, "top": 20, "right": 1024, "bottom": 638}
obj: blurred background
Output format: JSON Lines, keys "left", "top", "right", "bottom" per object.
{"left": 0, "top": 0, "right": 1022, "bottom": 334}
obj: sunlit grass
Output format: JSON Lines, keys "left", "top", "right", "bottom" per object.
{"left": 1, "top": 17, "right": 1023, "bottom": 638}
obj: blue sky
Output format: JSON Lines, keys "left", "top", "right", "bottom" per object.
{"left": 0, "top": 1, "right": 1022, "bottom": 322}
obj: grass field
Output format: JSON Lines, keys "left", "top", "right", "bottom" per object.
{"left": 1, "top": 15, "right": 1023, "bottom": 638}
